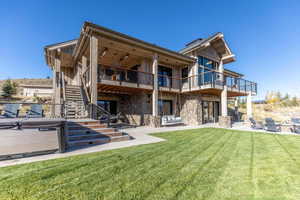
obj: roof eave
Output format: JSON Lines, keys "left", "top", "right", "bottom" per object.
{"left": 73, "top": 21, "right": 195, "bottom": 64}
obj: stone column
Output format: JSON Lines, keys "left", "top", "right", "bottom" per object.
{"left": 221, "top": 86, "right": 228, "bottom": 116}
{"left": 247, "top": 93, "right": 253, "bottom": 118}
{"left": 218, "top": 59, "right": 231, "bottom": 127}
{"left": 150, "top": 53, "right": 161, "bottom": 127}
{"left": 234, "top": 97, "right": 239, "bottom": 121}
{"left": 90, "top": 35, "right": 98, "bottom": 119}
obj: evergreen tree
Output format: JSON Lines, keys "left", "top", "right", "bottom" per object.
{"left": 1, "top": 79, "right": 17, "bottom": 98}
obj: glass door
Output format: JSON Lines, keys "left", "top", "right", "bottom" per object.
{"left": 202, "top": 101, "right": 220, "bottom": 123}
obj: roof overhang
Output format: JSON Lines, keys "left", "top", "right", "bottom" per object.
{"left": 179, "top": 33, "right": 236, "bottom": 64}
{"left": 44, "top": 40, "right": 77, "bottom": 68}
{"left": 73, "top": 22, "right": 195, "bottom": 65}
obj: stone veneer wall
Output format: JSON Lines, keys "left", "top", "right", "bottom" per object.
{"left": 180, "top": 93, "right": 203, "bottom": 125}
{"left": 119, "top": 92, "right": 152, "bottom": 126}
{"left": 180, "top": 94, "right": 221, "bottom": 126}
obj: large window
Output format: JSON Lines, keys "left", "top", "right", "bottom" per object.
{"left": 181, "top": 67, "right": 189, "bottom": 84}
{"left": 158, "top": 99, "right": 173, "bottom": 115}
{"left": 198, "top": 56, "right": 218, "bottom": 70}
{"left": 198, "top": 56, "right": 218, "bottom": 85}
{"left": 158, "top": 66, "right": 172, "bottom": 87}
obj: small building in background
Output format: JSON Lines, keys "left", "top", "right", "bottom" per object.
{"left": 20, "top": 84, "right": 53, "bottom": 97}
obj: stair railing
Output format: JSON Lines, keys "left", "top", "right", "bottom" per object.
{"left": 61, "top": 72, "right": 66, "bottom": 101}
{"left": 80, "top": 72, "right": 91, "bottom": 103}
{"left": 88, "top": 103, "right": 111, "bottom": 126}
{"left": 61, "top": 72, "right": 67, "bottom": 118}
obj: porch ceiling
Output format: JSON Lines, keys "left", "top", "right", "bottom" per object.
{"left": 76, "top": 22, "right": 195, "bottom": 67}
{"left": 98, "top": 83, "right": 152, "bottom": 94}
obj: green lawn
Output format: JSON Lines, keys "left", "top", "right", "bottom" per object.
{"left": 1, "top": 128, "right": 300, "bottom": 200}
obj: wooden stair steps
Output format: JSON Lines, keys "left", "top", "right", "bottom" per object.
{"left": 68, "top": 124, "right": 107, "bottom": 130}
{"left": 67, "top": 128, "right": 116, "bottom": 136}
{"left": 67, "top": 135, "right": 131, "bottom": 147}
{"left": 68, "top": 132, "right": 123, "bottom": 141}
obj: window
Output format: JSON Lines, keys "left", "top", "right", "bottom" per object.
{"left": 97, "top": 100, "right": 117, "bottom": 115}
{"left": 198, "top": 56, "right": 218, "bottom": 70}
{"left": 158, "top": 99, "right": 173, "bottom": 115}
{"left": 158, "top": 66, "right": 172, "bottom": 87}
{"left": 181, "top": 67, "right": 189, "bottom": 84}
{"left": 198, "top": 56, "right": 218, "bottom": 85}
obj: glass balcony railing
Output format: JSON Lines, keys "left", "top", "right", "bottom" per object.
{"left": 95, "top": 65, "right": 257, "bottom": 95}
{"left": 181, "top": 71, "right": 257, "bottom": 95}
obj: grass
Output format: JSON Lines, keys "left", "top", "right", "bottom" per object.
{"left": 1, "top": 128, "right": 300, "bottom": 200}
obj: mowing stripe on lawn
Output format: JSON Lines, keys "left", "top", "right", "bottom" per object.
{"left": 252, "top": 133, "right": 293, "bottom": 199}
{"left": 167, "top": 130, "right": 239, "bottom": 200}
{"left": 72, "top": 129, "right": 224, "bottom": 200}
{"left": 198, "top": 131, "right": 254, "bottom": 200}
{"left": 29, "top": 130, "right": 217, "bottom": 199}
{"left": 107, "top": 129, "right": 232, "bottom": 200}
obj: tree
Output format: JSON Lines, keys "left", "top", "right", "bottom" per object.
{"left": 291, "top": 96, "right": 299, "bottom": 106}
{"left": 1, "top": 79, "right": 17, "bottom": 98}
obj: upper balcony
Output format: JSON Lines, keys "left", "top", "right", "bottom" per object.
{"left": 88, "top": 65, "right": 257, "bottom": 96}
{"left": 181, "top": 71, "right": 257, "bottom": 96}
{"left": 96, "top": 65, "right": 154, "bottom": 93}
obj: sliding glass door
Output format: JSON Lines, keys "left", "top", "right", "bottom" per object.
{"left": 202, "top": 101, "right": 220, "bottom": 123}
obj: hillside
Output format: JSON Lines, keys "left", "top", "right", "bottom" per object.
{"left": 0, "top": 78, "right": 52, "bottom": 88}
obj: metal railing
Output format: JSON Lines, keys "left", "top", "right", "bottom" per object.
{"left": 158, "top": 74, "right": 181, "bottom": 90}
{"left": 88, "top": 103, "right": 111, "bottom": 126}
{"left": 181, "top": 71, "right": 224, "bottom": 91}
{"left": 225, "top": 76, "right": 257, "bottom": 94}
{"left": 181, "top": 71, "right": 257, "bottom": 94}
{"left": 98, "top": 65, "right": 154, "bottom": 86}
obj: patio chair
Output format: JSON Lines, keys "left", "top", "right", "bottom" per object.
{"left": 293, "top": 125, "right": 300, "bottom": 134}
{"left": 26, "top": 104, "right": 44, "bottom": 118}
{"left": 291, "top": 118, "right": 300, "bottom": 125}
{"left": 0, "top": 104, "right": 20, "bottom": 118}
{"left": 264, "top": 118, "right": 281, "bottom": 132}
{"left": 249, "top": 117, "right": 264, "bottom": 129}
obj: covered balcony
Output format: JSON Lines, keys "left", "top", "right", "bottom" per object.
{"left": 181, "top": 71, "right": 257, "bottom": 96}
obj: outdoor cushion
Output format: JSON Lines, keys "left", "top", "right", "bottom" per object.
{"left": 162, "top": 115, "right": 183, "bottom": 126}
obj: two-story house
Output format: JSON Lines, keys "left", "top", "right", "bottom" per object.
{"left": 44, "top": 22, "right": 256, "bottom": 128}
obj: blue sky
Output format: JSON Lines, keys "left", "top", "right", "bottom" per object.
{"left": 0, "top": 0, "right": 299, "bottom": 99}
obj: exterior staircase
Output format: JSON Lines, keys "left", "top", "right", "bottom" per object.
{"left": 66, "top": 119, "right": 131, "bottom": 148}
{"left": 64, "top": 85, "right": 87, "bottom": 119}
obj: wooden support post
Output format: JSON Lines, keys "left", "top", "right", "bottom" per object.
{"left": 82, "top": 56, "right": 87, "bottom": 74}
{"left": 152, "top": 53, "right": 158, "bottom": 117}
{"left": 54, "top": 56, "right": 61, "bottom": 117}
{"left": 90, "top": 35, "right": 98, "bottom": 119}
